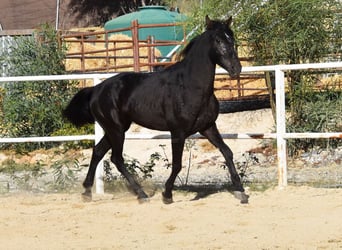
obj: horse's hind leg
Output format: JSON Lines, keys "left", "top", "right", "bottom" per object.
{"left": 162, "top": 133, "right": 185, "bottom": 204}
{"left": 200, "top": 124, "right": 249, "bottom": 204}
{"left": 82, "top": 136, "right": 111, "bottom": 201}
{"left": 108, "top": 130, "right": 149, "bottom": 202}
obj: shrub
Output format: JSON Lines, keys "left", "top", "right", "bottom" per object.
{"left": 0, "top": 23, "right": 78, "bottom": 152}
{"left": 123, "top": 153, "right": 161, "bottom": 180}
{"left": 50, "top": 158, "right": 82, "bottom": 191}
{"left": 52, "top": 123, "right": 94, "bottom": 149}
{"left": 287, "top": 88, "right": 342, "bottom": 155}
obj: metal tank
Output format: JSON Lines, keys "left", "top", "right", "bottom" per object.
{"left": 104, "top": 6, "right": 187, "bottom": 57}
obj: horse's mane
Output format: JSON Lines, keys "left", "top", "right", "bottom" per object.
{"left": 176, "top": 20, "right": 234, "bottom": 62}
{"left": 176, "top": 35, "right": 201, "bottom": 61}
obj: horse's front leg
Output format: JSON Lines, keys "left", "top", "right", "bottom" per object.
{"left": 162, "top": 134, "right": 185, "bottom": 204}
{"left": 201, "top": 124, "right": 249, "bottom": 204}
{"left": 82, "top": 136, "right": 111, "bottom": 202}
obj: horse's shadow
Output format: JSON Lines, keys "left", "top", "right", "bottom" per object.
{"left": 114, "top": 181, "right": 248, "bottom": 203}
{"left": 173, "top": 184, "right": 236, "bottom": 201}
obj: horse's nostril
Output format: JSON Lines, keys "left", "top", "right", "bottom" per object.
{"left": 229, "top": 68, "right": 241, "bottom": 78}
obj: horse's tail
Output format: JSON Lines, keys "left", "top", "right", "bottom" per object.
{"left": 63, "top": 87, "right": 95, "bottom": 127}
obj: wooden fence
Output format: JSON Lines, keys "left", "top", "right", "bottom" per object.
{"left": 61, "top": 21, "right": 268, "bottom": 100}
{"left": 62, "top": 21, "right": 188, "bottom": 73}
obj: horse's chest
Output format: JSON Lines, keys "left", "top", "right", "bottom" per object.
{"left": 187, "top": 98, "right": 219, "bottom": 132}
{"left": 194, "top": 107, "right": 217, "bottom": 127}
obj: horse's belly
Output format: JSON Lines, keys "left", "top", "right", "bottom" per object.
{"left": 127, "top": 95, "right": 219, "bottom": 134}
{"left": 129, "top": 109, "right": 169, "bottom": 131}
{"left": 134, "top": 119, "right": 169, "bottom": 131}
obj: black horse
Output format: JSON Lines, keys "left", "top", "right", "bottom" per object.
{"left": 63, "top": 16, "right": 249, "bottom": 204}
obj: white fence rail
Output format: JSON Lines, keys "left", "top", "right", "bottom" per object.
{"left": 1, "top": 62, "right": 341, "bottom": 193}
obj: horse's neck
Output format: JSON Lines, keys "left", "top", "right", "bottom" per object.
{"left": 182, "top": 36, "right": 216, "bottom": 92}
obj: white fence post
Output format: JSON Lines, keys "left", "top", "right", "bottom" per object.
{"left": 275, "top": 68, "right": 288, "bottom": 188}
{"left": 93, "top": 77, "right": 105, "bottom": 194}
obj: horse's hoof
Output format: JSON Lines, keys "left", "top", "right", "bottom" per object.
{"left": 233, "top": 191, "right": 249, "bottom": 204}
{"left": 162, "top": 197, "right": 173, "bottom": 204}
{"left": 162, "top": 192, "right": 173, "bottom": 204}
{"left": 137, "top": 191, "right": 149, "bottom": 204}
{"left": 138, "top": 197, "right": 150, "bottom": 204}
{"left": 81, "top": 191, "right": 92, "bottom": 202}
{"left": 137, "top": 190, "right": 149, "bottom": 200}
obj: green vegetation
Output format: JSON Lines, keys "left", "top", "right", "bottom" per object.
{"left": 50, "top": 158, "right": 82, "bottom": 191}
{"left": 240, "top": 0, "right": 341, "bottom": 137}
{"left": 0, "top": 149, "right": 83, "bottom": 192}
{"left": 188, "top": 0, "right": 341, "bottom": 153}
{"left": 52, "top": 123, "right": 94, "bottom": 149}
{"left": 123, "top": 152, "right": 161, "bottom": 180}
{"left": 0, "top": 158, "right": 46, "bottom": 175}
{"left": 103, "top": 151, "right": 164, "bottom": 192}
{"left": 287, "top": 89, "right": 342, "bottom": 154}
{"left": 0, "top": 23, "right": 79, "bottom": 152}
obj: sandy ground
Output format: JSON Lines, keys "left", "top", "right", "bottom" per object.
{"left": 0, "top": 186, "right": 341, "bottom": 250}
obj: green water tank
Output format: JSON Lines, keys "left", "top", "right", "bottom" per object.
{"left": 104, "top": 6, "right": 187, "bottom": 57}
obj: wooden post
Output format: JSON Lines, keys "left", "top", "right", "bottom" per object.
{"left": 80, "top": 34, "right": 85, "bottom": 72}
{"left": 147, "top": 36, "right": 152, "bottom": 71}
{"left": 131, "top": 20, "right": 140, "bottom": 72}
{"left": 105, "top": 32, "right": 109, "bottom": 72}
{"left": 113, "top": 40, "right": 117, "bottom": 70}
{"left": 151, "top": 36, "right": 156, "bottom": 70}
{"left": 147, "top": 35, "right": 156, "bottom": 72}
{"left": 80, "top": 34, "right": 86, "bottom": 86}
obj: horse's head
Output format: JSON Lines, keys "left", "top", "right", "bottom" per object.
{"left": 206, "top": 15, "right": 242, "bottom": 78}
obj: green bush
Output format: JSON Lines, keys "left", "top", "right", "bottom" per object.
{"left": 0, "top": 23, "right": 78, "bottom": 152}
{"left": 50, "top": 158, "right": 82, "bottom": 191}
{"left": 123, "top": 152, "right": 161, "bottom": 180}
{"left": 287, "top": 88, "right": 342, "bottom": 155}
{"left": 52, "top": 123, "right": 94, "bottom": 149}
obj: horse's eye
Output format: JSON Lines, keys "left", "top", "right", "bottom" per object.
{"left": 215, "top": 37, "right": 223, "bottom": 44}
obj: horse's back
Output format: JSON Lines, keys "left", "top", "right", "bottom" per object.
{"left": 88, "top": 72, "right": 168, "bottom": 129}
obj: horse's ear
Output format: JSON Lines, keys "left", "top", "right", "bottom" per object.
{"left": 205, "top": 15, "right": 213, "bottom": 29}
{"left": 226, "top": 16, "right": 233, "bottom": 27}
